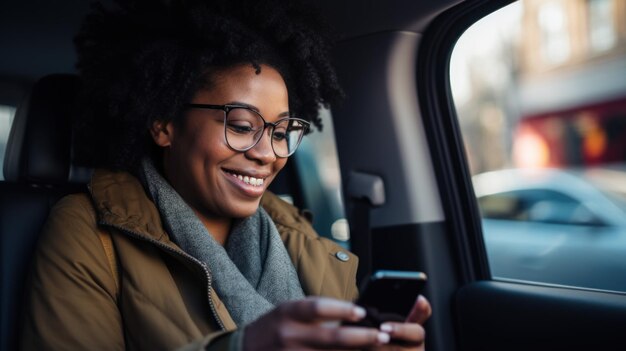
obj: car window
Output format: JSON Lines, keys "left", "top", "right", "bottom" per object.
{"left": 0, "top": 105, "right": 17, "bottom": 180}
{"left": 451, "top": 0, "right": 626, "bottom": 292}
{"left": 294, "top": 108, "right": 350, "bottom": 246}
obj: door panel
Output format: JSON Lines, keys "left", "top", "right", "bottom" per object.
{"left": 416, "top": 0, "right": 626, "bottom": 349}
{"left": 457, "top": 281, "right": 626, "bottom": 350}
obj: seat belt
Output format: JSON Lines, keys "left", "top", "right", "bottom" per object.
{"left": 347, "top": 172, "right": 386, "bottom": 286}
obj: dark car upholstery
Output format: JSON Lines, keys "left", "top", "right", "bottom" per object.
{"left": 0, "top": 73, "right": 302, "bottom": 351}
{"left": 0, "top": 74, "right": 89, "bottom": 351}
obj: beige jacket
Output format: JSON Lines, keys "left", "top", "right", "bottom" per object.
{"left": 21, "top": 169, "right": 358, "bottom": 350}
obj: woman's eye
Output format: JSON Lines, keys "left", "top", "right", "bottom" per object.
{"left": 273, "top": 131, "right": 287, "bottom": 141}
{"left": 227, "top": 122, "right": 254, "bottom": 134}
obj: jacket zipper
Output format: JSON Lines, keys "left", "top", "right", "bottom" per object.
{"left": 99, "top": 221, "right": 226, "bottom": 331}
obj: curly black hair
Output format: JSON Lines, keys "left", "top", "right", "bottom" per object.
{"left": 73, "top": 0, "right": 343, "bottom": 171}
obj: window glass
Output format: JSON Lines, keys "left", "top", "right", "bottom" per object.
{"left": 478, "top": 188, "right": 599, "bottom": 226}
{"left": 588, "top": 0, "right": 616, "bottom": 53}
{"left": 0, "top": 105, "right": 17, "bottom": 180}
{"left": 538, "top": 1, "right": 570, "bottom": 65}
{"left": 294, "top": 108, "right": 349, "bottom": 246}
{"left": 451, "top": 0, "right": 626, "bottom": 292}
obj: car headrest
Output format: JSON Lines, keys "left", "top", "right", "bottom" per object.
{"left": 3, "top": 74, "right": 92, "bottom": 184}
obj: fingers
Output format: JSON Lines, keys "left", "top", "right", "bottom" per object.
{"left": 296, "top": 325, "right": 390, "bottom": 349}
{"left": 246, "top": 297, "right": 430, "bottom": 350}
{"left": 405, "top": 295, "right": 432, "bottom": 325}
{"left": 272, "top": 297, "right": 393, "bottom": 349}
{"left": 281, "top": 296, "right": 366, "bottom": 323}
{"left": 380, "top": 322, "right": 425, "bottom": 346}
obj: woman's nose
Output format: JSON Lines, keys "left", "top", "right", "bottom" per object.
{"left": 245, "top": 128, "right": 277, "bottom": 164}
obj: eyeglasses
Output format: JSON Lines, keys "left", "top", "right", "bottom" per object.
{"left": 187, "top": 103, "right": 310, "bottom": 158}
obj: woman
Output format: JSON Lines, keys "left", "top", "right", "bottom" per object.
{"left": 20, "top": 0, "right": 431, "bottom": 350}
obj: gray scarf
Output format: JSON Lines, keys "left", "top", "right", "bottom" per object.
{"left": 139, "top": 158, "right": 304, "bottom": 326}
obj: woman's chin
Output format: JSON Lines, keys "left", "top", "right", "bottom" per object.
{"left": 223, "top": 199, "right": 262, "bottom": 219}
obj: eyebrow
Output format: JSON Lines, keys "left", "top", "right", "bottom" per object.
{"left": 229, "top": 101, "right": 291, "bottom": 118}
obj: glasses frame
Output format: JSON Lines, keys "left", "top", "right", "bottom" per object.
{"left": 187, "top": 103, "right": 310, "bottom": 158}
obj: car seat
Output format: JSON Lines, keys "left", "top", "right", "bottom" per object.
{"left": 0, "top": 72, "right": 309, "bottom": 351}
{"left": 0, "top": 74, "right": 90, "bottom": 351}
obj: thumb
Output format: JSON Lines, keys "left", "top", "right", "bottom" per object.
{"left": 405, "top": 295, "right": 432, "bottom": 325}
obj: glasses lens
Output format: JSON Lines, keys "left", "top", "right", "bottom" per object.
{"left": 225, "top": 108, "right": 264, "bottom": 151}
{"left": 272, "top": 119, "right": 308, "bottom": 157}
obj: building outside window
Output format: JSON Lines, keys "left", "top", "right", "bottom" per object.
{"left": 588, "top": 0, "right": 616, "bottom": 53}
{"left": 538, "top": 1, "right": 570, "bottom": 65}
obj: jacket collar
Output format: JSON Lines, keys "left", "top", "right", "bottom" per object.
{"left": 89, "top": 169, "right": 169, "bottom": 241}
{"left": 88, "top": 169, "right": 310, "bottom": 242}
{"left": 87, "top": 169, "right": 356, "bottom": 301}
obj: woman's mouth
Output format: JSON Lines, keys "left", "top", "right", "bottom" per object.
{"left": 224, "top": 170, "right": 265, "bottom": 187}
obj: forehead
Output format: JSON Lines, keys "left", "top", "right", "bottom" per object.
{"left": 193, "top": 64, "right": 289, "bottom": 108}
{"left": 208, "top": 64, "right": 285, "bottom": 90}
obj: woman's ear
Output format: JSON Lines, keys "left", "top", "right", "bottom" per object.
{"left": 150, "top": 120, "right": 174, "bottom": 147}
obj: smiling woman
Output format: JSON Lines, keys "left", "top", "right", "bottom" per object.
{"left": 18, "top": 0, "right": 431, "bottom": 350}
{"left": 150, "top": 64, "right": 293, "bottom": 243}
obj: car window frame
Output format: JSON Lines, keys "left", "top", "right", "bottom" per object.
{"left": 415, "top": 0, "right": 517, "bottom": 283}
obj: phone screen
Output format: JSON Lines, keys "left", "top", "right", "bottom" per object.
{"left": 348, "top": 270, "right": 427, "bottom": 327}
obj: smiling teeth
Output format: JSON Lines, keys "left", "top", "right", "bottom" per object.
{"left": 230, "top": 172, "right": 264, "bottom": 186}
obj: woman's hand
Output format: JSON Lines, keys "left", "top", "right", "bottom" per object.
{"left": 371, "top": 295, "right": 432, "bottom": 351}
{"left": 243, "top": 297, "right": 391, "bottom": 350}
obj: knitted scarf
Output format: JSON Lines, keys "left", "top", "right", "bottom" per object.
{"left": 139, "top": 158, "right": 304, "bottom": 326}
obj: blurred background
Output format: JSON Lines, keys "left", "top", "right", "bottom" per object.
{"left": 451, "top": 0, "right": 626, "bottom": 292}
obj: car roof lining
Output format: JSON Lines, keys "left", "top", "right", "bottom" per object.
{"left": 0, "top": 0, "right": 463, "bottom": 84}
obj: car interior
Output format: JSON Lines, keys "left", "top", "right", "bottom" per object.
{"left": 2, "top": 0, "right": 626, "bottom": 350}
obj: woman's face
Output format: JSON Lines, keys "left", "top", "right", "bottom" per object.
{"left": 153, "top": 64, "right": 289, "bottom": 219}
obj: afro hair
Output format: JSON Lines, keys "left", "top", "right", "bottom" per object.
{"left": 73, "top": 0, "right": 343, "bottom": 171}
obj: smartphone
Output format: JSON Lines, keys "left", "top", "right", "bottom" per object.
{"left": 347, "top": 270, "right": 427, "bottom": 327}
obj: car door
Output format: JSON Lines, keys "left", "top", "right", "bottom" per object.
{"left": 422, "top": 0, "right": 626, "bottom": 349}
{"left": 326, "top": 0, "right": 626, "bottom": 350}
